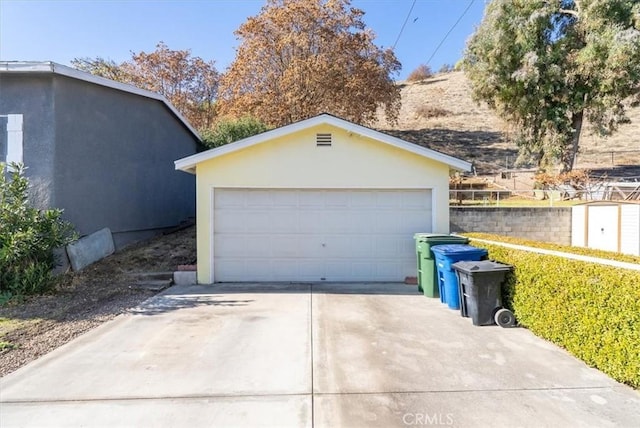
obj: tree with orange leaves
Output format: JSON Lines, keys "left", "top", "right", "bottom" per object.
{"left": 218, "top": 0, "right": 401, "bottom": 127}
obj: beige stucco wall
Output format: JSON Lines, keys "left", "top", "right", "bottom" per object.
{"left": 194, "top": 124, "right": 451, "bottom": 283}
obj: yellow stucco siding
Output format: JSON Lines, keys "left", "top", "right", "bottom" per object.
{"left": 195, "top": 124, "right": 451, "bottom": 283}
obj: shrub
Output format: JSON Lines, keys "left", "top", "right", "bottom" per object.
{"left": 415, "top": 105, "right": 450, "bottom": 119}
{"left": 406, "top": 64, "right": 433, "bottom": 82}
{"left": 200, "top": 116, "right": 269, "bottom": 149}
{"left": 0, "top": 163, "right": 76, "bottom": 300}
{"left": 438, "top": 63, "right": 454, "bottom": 73}
{"left": 468, "top": 235, "right": 640, "bottom": 388}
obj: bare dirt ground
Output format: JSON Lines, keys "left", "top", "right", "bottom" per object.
{"left": 0, "top": 226, "right": 196, "bottom": 377}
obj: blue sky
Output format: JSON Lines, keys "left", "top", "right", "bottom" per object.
{"left": 0, "top": 0, "right": 486, "bottom": 80}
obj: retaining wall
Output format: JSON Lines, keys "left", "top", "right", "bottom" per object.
{"left": 450, "top": 207, "right": 572, "bottom": 245}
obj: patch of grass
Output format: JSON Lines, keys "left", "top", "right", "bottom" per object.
{"left": 0, "top": 341, "right": 16, "bottom": 351}
{"left": 0, "top": 317, "right": 39, "bottom": 337}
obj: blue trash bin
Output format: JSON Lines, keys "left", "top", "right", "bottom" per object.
{"left": 431, "top": 244, "right": 488, "bottom": 310}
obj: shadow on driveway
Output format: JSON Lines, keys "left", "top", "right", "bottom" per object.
{"left": 131, "top": 282, "right": 420, "bottom": 316}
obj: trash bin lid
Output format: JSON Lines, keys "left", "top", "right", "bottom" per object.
{"left": 430, "top": 244, "right": 487, "bottom": 255}
{"left": 452, "top": 260, "right": 512, "bottom": 273}
{"left": 413, "top": 233, "right": 456, "bottom": 240}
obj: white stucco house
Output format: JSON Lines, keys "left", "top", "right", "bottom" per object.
{"left": 175, "top": 114, "right": 471, "bottom": 284}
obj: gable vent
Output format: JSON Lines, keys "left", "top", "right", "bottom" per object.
{"left": 316, "top": 133, "right": 332, "bottom": 147}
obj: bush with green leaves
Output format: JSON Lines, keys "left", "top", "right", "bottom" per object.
{"left": 0, "top": 162, "right": 76, "bottom": 299}
{"left": 200, "top": 116, "right": 269, "bottom": 149}
{"left": 468, "top": 234, "right": 640, "bottom": 388}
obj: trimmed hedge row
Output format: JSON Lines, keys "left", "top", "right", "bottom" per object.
{"left": 464, "top": 232, "right": 640, "bottom": 265}
{"left": 468, "top": 236, "right": 640, "bottom": 389}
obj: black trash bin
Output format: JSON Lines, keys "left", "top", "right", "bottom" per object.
{"left": 452, "top": 260, "right": 513, "bottom": 326}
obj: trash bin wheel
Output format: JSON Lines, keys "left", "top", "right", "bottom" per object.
{"left": 494, "top": 308, "right": 516, "bottom": 328}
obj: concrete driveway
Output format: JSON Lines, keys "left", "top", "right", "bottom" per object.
{"left": 1, "top": 283, "right": 639, "bottom": 427}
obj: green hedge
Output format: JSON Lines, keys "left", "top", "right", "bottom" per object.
{"left": 468, "top": 237, "right": 640, "bottom": 389}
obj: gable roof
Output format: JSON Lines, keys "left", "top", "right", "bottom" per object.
{"left": 0, "top": 61, "right": 200, "bottom": 141}
{"left": 174, "top": 113, "right": 472, "bottom": 174}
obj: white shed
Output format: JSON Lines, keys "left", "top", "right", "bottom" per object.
{"left": 572, "top": 201, "right": 640, "bottom": 256}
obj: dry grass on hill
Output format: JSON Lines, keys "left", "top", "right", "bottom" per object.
{"left": 375, "top": 71, "right": 640, "bottom": 176}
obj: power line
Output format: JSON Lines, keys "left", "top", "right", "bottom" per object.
{"left": 426, "top": 0, "right": 475, "bottom": 66}
{"left": 392, "top": 0, "right": 418, "bottom": 50}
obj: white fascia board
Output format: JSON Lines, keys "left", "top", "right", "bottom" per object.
{"left": 174, "top": 114, "right": 472, "bottom": 173}
{"left": 1, "top": 61, "right": 201, "bottom": 142}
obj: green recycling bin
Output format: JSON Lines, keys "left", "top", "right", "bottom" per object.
{"left": 414, "top": 233, "right": 469, "bottom": 297}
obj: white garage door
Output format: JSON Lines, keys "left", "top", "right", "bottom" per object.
{"left": 213, "top": 189, "right": 432, "bottom": 282}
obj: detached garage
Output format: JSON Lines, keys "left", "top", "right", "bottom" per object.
{"left": 175, "top": 114, "right": 471, "bottom": 284}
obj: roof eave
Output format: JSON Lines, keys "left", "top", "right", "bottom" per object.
{"left": 175, "top": 114, "right": 472, "bottom": 173}
{"left": 1, "top": 61, "right": 201, "bottom": 142}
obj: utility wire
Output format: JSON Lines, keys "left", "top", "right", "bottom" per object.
{"left": 426, "top": 0, "right": 475, "bottom": 65}
{"left": 392, "top": 0, "right": 418, "bottom": 50}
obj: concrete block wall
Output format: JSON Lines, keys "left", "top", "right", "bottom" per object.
{"left": 450, "top": 207, "right": 572, "bottom": 245}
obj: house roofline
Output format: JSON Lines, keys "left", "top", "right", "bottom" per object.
{"left": 0, "top": 61, "right": 201, "bottom": 141}
{"left": 174, "top": 113, "right": 472, "bottom": 174}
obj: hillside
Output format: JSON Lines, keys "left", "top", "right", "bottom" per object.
{"left": 375, "top": 71, "right": 640, "bottom": 177}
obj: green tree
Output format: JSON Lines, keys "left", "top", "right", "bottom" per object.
{"left": 464, "top": 0, "right": 640, "bottom": 172}
{"left": 218, "top": 0, "right": 401, "bottom": 127}
{"left": 200, "top": 116, "right": 270, "bottom": 149}
{"left": 0, "top": 163, "right": 76, "bottom": 299}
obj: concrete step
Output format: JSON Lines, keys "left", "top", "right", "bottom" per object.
{"left": 126, "top": 271, "right": 174, "bottom": 281}
{"left": 126, "top": 272, "right": 174, "bottom": 292}
{"left": 132, "top": 279, "right": 172, "bottom": 292}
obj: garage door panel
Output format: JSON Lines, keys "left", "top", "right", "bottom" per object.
{"left": 374, "top": 211, "right": 405, "bottom": 231}
{"left": 270, "top": 212, "right": 299, "bottom": 233}
{"left": 372, "top": 237, "right": 403, "bottom": 258}
{"left": 323, "top": 235, "right": 355, "bottom": 257}
{"left": 350, "top": 191, "right": 378, "bottom": 208}
{"left": 271, "top": 190, "right": 298, "bottom": 207}
{"left": 299, "top": 191, "right": 325, "bottom": 207}
{"left": 324, "top": 211, "right": 352, "bottom": 233}
{"left": 215, "top": 211, "right": 247, "bottom": 232}
{"left": 215, "top": 190, "right": 246, "bottom": 208}
{"left": 297, "top": 236, "right": 325, "bottom": 257}
{"left": 269, "top": 236, "right": 301, "bottom": 257}
{"left": 403, "top": 211, "right": 432, "bottom": 230}
{"left": 215, "top": 260, "right": 247, "bottom": 281}
{"left": 376, "top": 191, "right": 403, "bottom": 208}
{"left": 215, "top": 235, "right": 248, "bottom": 257}
{"left": 325, "top": 191, "right": 350, "bottom": 207}
{"left": 298, "top": 260, "right": 325, "bottom": 279}
{"left": 244, "top": 211, "right": 272, "bottom": 232}
{"left": 375, "top": 261, "right": 402, "bottom": 279}
{"left": 246, "top": 190, "right": 274, "bottom": 207}
{"left": 214, "top": 189, "right": 432, "bottom": 282}
{"left": 298, "top": 211, "right": 325, "bottom": 232}
{"left": 402, "top": 190, "right": 432, "bottom": 209}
